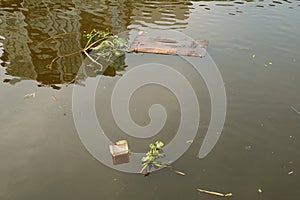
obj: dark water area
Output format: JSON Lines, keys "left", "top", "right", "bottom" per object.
{"left": 1, "top": 0, "right": 300, "bottom": 200}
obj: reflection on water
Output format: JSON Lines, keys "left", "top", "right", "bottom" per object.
{"left": 128, "top": 1, "right": 192, "bottom": 29}
{"left": 1, "top": 1, "right": 300, "bottom": 200}
{"left": 1, "top": 0, "right": 298, "bottom": 88}
{"left": 196, "top": 0, "right": 298, "bottom": 14}
{"left": 0, "top": 38, "right": 4, "bottom": 66}
{"left": 0, "top": 0, "right": 193, "bottom": 89}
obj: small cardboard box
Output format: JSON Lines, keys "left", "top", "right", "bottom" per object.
{"left": 109, "top": 140, "right": 129, "bottom": 165}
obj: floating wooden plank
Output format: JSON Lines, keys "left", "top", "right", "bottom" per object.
{"left": 130, "top": 35, "right": 208, "bottom": 57}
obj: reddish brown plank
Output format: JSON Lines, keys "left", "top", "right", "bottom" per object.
{"left": 129, "top": 35, "right": 208, "bottom": 57}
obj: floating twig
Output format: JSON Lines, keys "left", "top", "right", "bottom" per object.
{"left": 82, "top": 49, "right": 103, "bottom": 70}
{"left": 290, "top": 106, "right": 300, "bottom": 117}
{"left": 174, "top": 170, "right": 186, "bottom": 176}
{"left": 197, "top": 188, "right": 232, "bottom": 197}
{"left": 48, "top": 50, "right": 82, "bottom": 69}
{"left": 66, "top": 77, "right": 77, "bottom": 87}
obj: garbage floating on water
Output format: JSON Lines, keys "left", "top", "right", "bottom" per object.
{"left": 109, "top": 140, "right": 129, "bottom": 157}
{"left": 24, "top": 93, "right": 36, "bottom": 99}
{"left": 51, "top": 95, "right": 57, "bottom": 101}
{"left": 288, "top": 171, "right": 294, "bottom": 175}
{"left": 174, "top": 170, "right": 186, "bottom": 176}
{"left": 130, "top": 35, "right": 208, "bottom": 57}
{"left": 197, "top": 188, "right": 233, "bottom": 197}
{"left": 290, "top": 106, "right": 300, "bottom": 117}
{"left": 186, "top": 139, "right": 193, "bottom": 144}
{"left": 109, "top": 140, "right": 129, "bottom": 165}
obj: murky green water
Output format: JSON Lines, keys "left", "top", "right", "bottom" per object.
{"left": 1, "top": 1, "right": 300, "bottom": 200}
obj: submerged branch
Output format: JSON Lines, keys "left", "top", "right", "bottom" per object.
{"left": 36, "top": 32, "right": 81, "bottom": 47}
{"left": 48, "top": 50, "right": 82, "bottom": 69}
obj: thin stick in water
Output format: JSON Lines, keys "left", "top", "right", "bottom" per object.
{"left": 197, "top": 188, "right": 232, "bottom": 197}
{"left": 290, "top": 106, "right": 300, "bottom": 117}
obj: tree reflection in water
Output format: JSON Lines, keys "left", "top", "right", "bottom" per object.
{"left": 0, "top": 0, "right": 192, "bottom": 89}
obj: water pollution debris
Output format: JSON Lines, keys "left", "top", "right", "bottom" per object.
{"left": 109, "top": 140, "right": 129, "bottom": 165}
{"left": 130, "top": 35, "right": 208, "bottom": 57}
{"left": 288, "top": 171, "right": 294, "bottom": 175}
{"left": 24, "top": 92, "right": 36, "bottom": 99}
{"left": 290, "top": 106, "right": 300, "bottom": 117}
{"left": 197, "top": 188, "right": 233, "bottom": 197}
{"left": 186, "top": 139, "right": 193, "bottom": 144}
{"left": 51, "top": 95, "right": 57, "bottom": 101}
{"left": 174, "top": 170, "right": 186, "bottom": 176}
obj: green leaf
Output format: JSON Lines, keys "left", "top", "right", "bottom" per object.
{"left": 155, "top": 140, "right": 164, "bottom": 148}
{"left": 149, "top": 156, "right": 154, "bottom": 162}
{"left": 113, "top": 50, "right": 121, "bottom": 56}
{"left": 98, "top": 41, "right": 109, "bottom": 49}
{"left": 114, "top": 37, "right": 127, "bottom": 47}
{"left": 149, "top": 143, "right": 156, "bottom": 149}
{"left": 153, "top": 162, "right": 162, "bottom": 167}
{"left": 141, "top": 156, "right": 149, "bottom": 162}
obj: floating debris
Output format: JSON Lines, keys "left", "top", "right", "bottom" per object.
{"left": 288, "top": 171, "right": 294, "bottom": 175}
{"left": 197, "top": 188, "right": 233, "bottom": 197}
{"left": 186, "top": 139, "right": 194, "bottom": 144}
{"left": 130, "top": 35, "right": 208, "bottom": 57}
{"left": 290, "top": 106, "right": 300, "bottom": 117}
{"left": 245, "top": 145, "right": 252, "bottom": 150}
{"left": 138, "top": 30, "right": 144, "bottom": 35}
{"left": 252, "top": 54, "right": 256, "bottom": 58}
{"left": 24, "top": 93, "right": 36, "bottom": 99}
{"left": 109, "top": 140, "right": 129, "bottom": 165}
{"left": 258, "top": 188, "right": 263, "bottom": 193}
{"left": 141, "top": 140, "right": 165, "bottom": 174}
{"left": 174, "top": 170, "right": 186, "bottom": 176}
{"left": 51, "top": 95, "right": 57, "bottom": 101}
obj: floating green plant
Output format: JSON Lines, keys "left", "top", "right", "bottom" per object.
{"left": 41, "top": 29, "right": 128, "bottom": 75}
{"left": 82, "top": 29, "right": 128, "bottom": 66}
{"left": 140, "top": 140, "right": 166, "bottom": 174}
{"left": 140, "top": 140, "right": 186, "bottom": 176}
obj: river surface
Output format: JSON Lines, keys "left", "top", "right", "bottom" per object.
{"left": 0, "top": 1, "right": 300, "bottom": 200}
